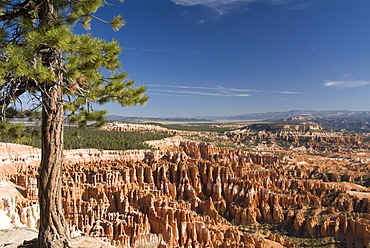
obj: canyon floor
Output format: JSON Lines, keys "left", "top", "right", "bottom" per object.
{"left": 0, "top": 228, "right": 116, "bottom": 248}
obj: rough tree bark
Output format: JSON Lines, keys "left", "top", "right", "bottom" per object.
{"left": 38, "top": 83, "right": 70, "bottom": 248}
{"left": 37, "top": 47, "right": 71, "bottom": 247}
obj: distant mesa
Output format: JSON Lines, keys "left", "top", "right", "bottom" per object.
{"left": 209, "top": 110, "right": 370, "bottom": 121}
{"left": 105, "top": 115, "right": 212, "bottom": 123}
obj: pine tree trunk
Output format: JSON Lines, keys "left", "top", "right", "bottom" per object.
{"left": 37, "top": 45, "right": 71, "bottom": 247}
{"left": 36, "top": 1, "right": 71, "bottom": 245}
{"left": 38, "top": 82, "right": 71, "bottom": 248}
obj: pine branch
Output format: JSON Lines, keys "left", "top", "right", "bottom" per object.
{"left": 91, "top": 14, "right": 111, "bottom": 24}
{"left": 103, "top": 0, "right": 114, "bottom": 6}
{"left": 0, "top": 0, "right": 35, "bottom": 21}
{"left": 0, "top": 79, "right": 33, "bottom": 121}
{"left": 0, "top": 80, "right": 29, "bottom": 106}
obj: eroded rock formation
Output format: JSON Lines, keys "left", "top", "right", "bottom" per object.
{"left": 227, "top": 124, "right": 364, "bottom": 152}
{"left": 1, "top": 140, "right": 370, "bottom": 247}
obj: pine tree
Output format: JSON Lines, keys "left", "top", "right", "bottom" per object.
{"left": 0, "top": 1, "right": 148, "bottom": 247}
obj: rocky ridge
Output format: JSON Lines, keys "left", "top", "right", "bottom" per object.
{"left": 226, "top": 124, "right": 364, "bottom": 153}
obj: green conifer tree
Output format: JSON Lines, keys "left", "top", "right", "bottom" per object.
{"left": 0, "top": 1, "right": 148, "bottom": 247}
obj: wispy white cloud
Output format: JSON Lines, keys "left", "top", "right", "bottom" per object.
{"left": 172, "top": 0, "right": 255, "bottom": 9}
{"left": 171, "top": 0, "right": 308, "bottom": 17}
{"left": 151, "top": 89, "right": 249, "bottom": 97}
{"left": 148, "top": 84, "right": 258, "bottom": 91}
{"left": 323, "top": 80, "right": 370, "bottom": 88}
{"left": 148, "top": 84, "right": 301, "bottom": 98}
{"left": 229, "top": 87, "right": 260, "bottom": 92}
{"left": 273, "top": 91, "right": 299, "bottom": 94}
{"left": 148, "top": 84, "right": 251, "bottom": 97}
{"left": 148, "top": 84, "right": 220, "bottom": 90}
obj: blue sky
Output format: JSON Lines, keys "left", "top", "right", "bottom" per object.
{"left": 90, "top": 0, "right": 370, "bottom": 118}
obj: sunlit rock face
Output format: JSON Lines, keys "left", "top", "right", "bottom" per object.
{"left": 103, "top": 122, "right": 176, "bottom": 134}
{"left": 226, "top": 124, "right": 365, "bottom": 153}
{"left": 0, "top": 143, "right": 41, "bottom": 178}
{"left": 1, "top": 141, "right": 370, "bottom": 247}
